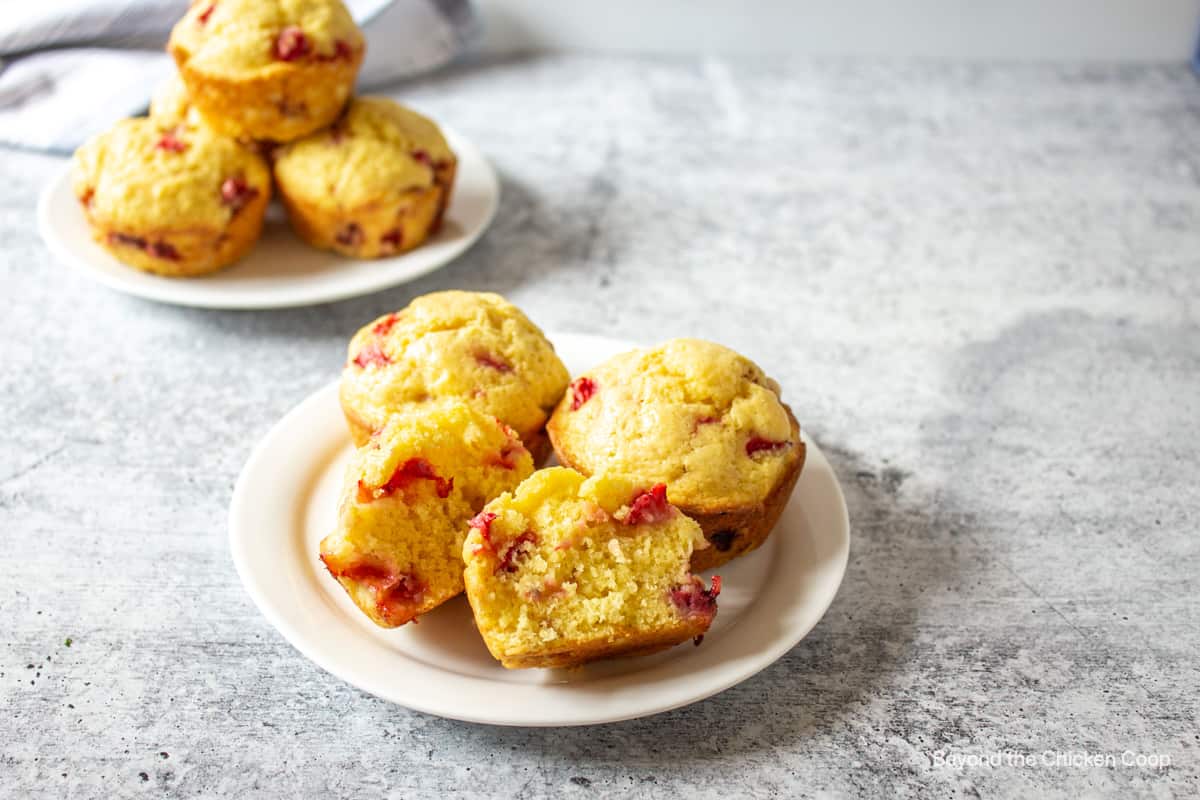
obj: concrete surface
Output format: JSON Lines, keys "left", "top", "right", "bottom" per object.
{"left": 1, "top": 55, "right": 1198, "bottom": 798}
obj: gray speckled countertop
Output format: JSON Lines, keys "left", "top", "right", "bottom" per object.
{"left": 2, "top": 54, "right": 1199, "bottom": 798}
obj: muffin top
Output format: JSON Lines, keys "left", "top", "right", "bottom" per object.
{"left": 548, "top": 338, "right": 800, "bottom": 511}
{"left": 72, "top": 117, "right": 270, "bottom": 232}
{"left": 274, "top": 97, "right": 454, "bottom": 208}
{"left": 169, "top": 0, "right": 363, "bottom": 75}
{"left": 340, "top": 291, "right": 570, "bottom": 443}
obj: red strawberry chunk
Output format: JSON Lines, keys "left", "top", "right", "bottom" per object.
{"left": 321, "top": 555, "right": 425, "bottom": 624}
{"left": 274, "top": 26, "right": 310, "bottom": 61}
{"left": 156, "top": 131, "right": 187, "bottom": 152}
{"left": 220, "top": 177, "right": 259, "bottom": 212}
{"left": 148, "top": 241, "right": 181, "bottom": 261}
{"left": 469, "top": 511, "right": 498, "bottom": 555}
{"left": 358, "top": 457, "right": 453, "bottom": 502}
{"left": 352, "top": 342, "right": 389, "bottom": 369}
{"left": 412, "top": 149, "right": 432, "bottom": 167}
{"left": 745, "top": 437, "right": 791, "bottom": 457}
{"left": 569, "top": 376, "right": 596, "bottom": 410}
{"left": 670, "top": 575, "right": 721, "bottom": 619}
{"left": 335, "top": 222, "right": 363, "bottom": 247}
{"left": 108, "top": 232, "right": 147, "bottom": 249}
{"left": 486, "top": 443, "right": 523, "bottom": 470}
{"left": 380, "top": 228, "right": 403, "bottom": 252}
{"left": 474, "top": 352, "right": 512, "bottom": 372}
{"left": 624, "top": 483, "right": 673, "bottom": 525}
{"left": 496, "top": 531, "right": 538, "bottom": 574}
{"left": 371, "top": 313, "right": 400, "bottom": 336}
{"left": 196, "top": 3, "right": 215, "bottom": 24}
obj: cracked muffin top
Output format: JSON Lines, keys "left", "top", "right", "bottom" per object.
{"left": 548, "top": 338, "right": 801, "bottom": 511}
{"left": 72, "top": 117, "right": 270, "bottom": 232}
{"left": 169, "top": 0, "right": 363, "bottom": 75}
{"left": 273, "top": 97, "right": 455, "bottom": 209}
{"left": 340, "top": 291, "right": 570, "bottom": 447}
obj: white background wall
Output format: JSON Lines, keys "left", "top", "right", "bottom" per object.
{"left": 475, "top": 0, "right": 1200, "bottom": 61}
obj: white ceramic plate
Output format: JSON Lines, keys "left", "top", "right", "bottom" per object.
{"left": 229, "top": 333, "right": 850, "bottom": 726}
{"left": 38, "top": 127, "right": 498, "bottom": 309}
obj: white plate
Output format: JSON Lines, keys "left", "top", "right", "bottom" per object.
{"left": 229, "top": 333, "right": 850, "bottom": 726}
{"left": 38, "top": 127, "right": 498, "bottom": 309}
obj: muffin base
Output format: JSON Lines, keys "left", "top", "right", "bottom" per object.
{"left": 172, "top": 49, "right": 363, "bottom": 142}
{"left": 278, "top": 181, "right": 446, "bottom": 259}
{"left": 471, "top": 616, "right": 711, "bottom": 670}
{"left": 79, "top": 186, "right": 270, "bottom": 277}
{"left": 550, "top": 404, "right": 806, "bottom": 572}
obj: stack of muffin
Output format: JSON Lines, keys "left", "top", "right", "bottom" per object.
{"left": 71, "top": 0, "right": 458, "bottom": 278}
{"left": 321, "top": 291, "right": 807, "bottom": 669}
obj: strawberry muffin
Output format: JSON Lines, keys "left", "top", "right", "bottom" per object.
{"left": 167, "top": 0, "right": 365, "bottom": 142}
{"left": 320, "top": 401, "right": 533, "bottom": 628}
{"left": 547, "top": 339, "right": 805, "bottom": 571}
{"left": 463, "top": 468, "right": 721, "bottom": 669}
{"left": 149, "top": 73, "right": 204, "bottom": 129}
{"left": 340, "top": 291, "right": 569, "bottom": 463}
{"left": 71, "top": 117, "right": 271, "bottom": 276}
{"left": 272, "top": 97, "right": 457, "bottom": 258}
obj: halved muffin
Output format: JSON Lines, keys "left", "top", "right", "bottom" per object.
{"left": 547, "top": 338, "right": 805, "bottom": 571}
{"left": 319, "top": 401, "right": 533, "bottom": 627}
{"left": 167, "top": 0, "right": 365, "bottom": 142}
{"left": 272, "top": 97, "right": 456, "bottom": 258}
{"left": 339, "top": 291, "right": 569, "bottom": 462}
{"left": 71, "top": 117, "right": 271, "bottom": 276}
{"left": 463, "top": 467, "right": 721, "bottom": 669}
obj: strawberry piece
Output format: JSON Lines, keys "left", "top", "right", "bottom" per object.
{"left": 380, "top": 228, "right": 403, "bottom": 252}
{"left": 147, "top": 241, "right": 180, "bottom": 260}
{"left": 412, "top": 149, "right": 432, "bottom": 167}
{"left": 371, "top": 313, "right": 400, "bottom": 337}
{"left": 274, "top": 26, "right": 310, "bottom": 61}
{"left": 624, "top": 483, "right": 672, "bottom": 526}
{"left": 496, "top": 531, "right": 538, "bottom": 574}
{"left": 220, "top": 177, "right": 259, "bottom": 212}
{"left": 469, "top": 511, "right": 498, "bottom": 555}
{"left": 474, "top": 352, "right": 512, "bottom": 372}
{"left": 569, "top": 376, "right": 596, "bottom": 410}
{"left": 670, "top": 575, "right": 721, "bottom": 619}
{"left": 108, "top": 232, "right": 146, "bottom": 249}
{"left": 321, "top": 555, "right": 425, "bottom": 624}
{"left": 745, "top": 437, "right": 790, "bottom": 457}
{"left": 196, "top": 3, "right": 215, "bottom": 24}
{"left": 486, "top": 443, "right": 523, "bottom": 470}
{"left": 335, "top": 222, "right": 363, "bottom": 247}
{"left": 155, "top": 131, "right": 187, "bottom": 152}
{"left": 358, "top": 457, "right": 453, "bottom": 502}
{"left": 352, "top": 342, "right": 389, "bottom": 369}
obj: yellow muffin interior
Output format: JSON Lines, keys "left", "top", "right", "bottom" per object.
{"left": 464, "top": 468, "right": 715, "bottom": 663}
{"left": 340, "top": 290, "right": 570, "bottom": 445}
{"left": 550, "top": 338, "right": 799, "bottom": 510}
{"left": 170, "top": 0, "right": 362, "bottom": 74}
{"left": 72, "top": 117, "right": 270, "bottom": 232}
{"left": 320, "top": 401, "right": 533, "bottom": 627}
{"left": 274, "top": 97, "right": 454, "bottom": 209}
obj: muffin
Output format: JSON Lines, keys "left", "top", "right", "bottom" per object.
{"left": 547, "top": 339, "right": 805, "bottom": 571}
{"left": 319, "top": 401, "right": 533, "bottom": 628}
{"left": 272, "top": 97, "right": 457, "bottom": 258}
{"left": 71, "top": 117, "right": 271, "bottom": 277}
{"left": 167, "top": 0, "right": 365, "bottom": 142}
{"left": 339, "top": 291, "right": 569, "bottom": 463}
{"left": 463, "top": 467, "right": 721, "bottom": 669}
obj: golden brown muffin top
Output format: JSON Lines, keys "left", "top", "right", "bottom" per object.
{"left": 273, "top": 97, "right": 454, "bottom": 209}
{"left": 71, "top": 116, "right": 270, "bottom": 232}
{"left": 550, "top": 338, "right": 800, "bottom": 510}
{"left": 169, "top": 0, "right": 363, "bottom": 75}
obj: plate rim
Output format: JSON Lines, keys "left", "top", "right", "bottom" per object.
{"left": 229, "top": 332, "right": 851, "bottom": 726}
{"left": 37, "top": 125, "right": 499, "bottom": 310}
